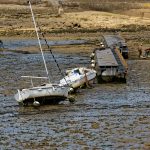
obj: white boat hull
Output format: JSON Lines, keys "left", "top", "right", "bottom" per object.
{"left": 14, "top": 84, "right": 69, "bottom": 104}
{"left": 60, "top": 68, "right": 96, "bottom": 89}
{"left": 15, "top": 3, "right": 70, "bottom": 106}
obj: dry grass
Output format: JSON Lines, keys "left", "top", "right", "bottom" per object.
{"left": 143, "top": 3, "right": 150, "bottom": 8}
{"left": 0, "top": 0, "right": 149, "bottom": 38}
{"left": 73, "top": 0, "right": 150, "bottom": 3}
{"left": 66, "top": 0, "right": 150, "bottom": 12}
{"left": 0, "top": 0, "right": 149, "bottom": 12}
{"left": 0, "top": 0, "right": 19, "bottom": 4}
{"left": 82, "top": 2, "right": 141, "bottom": 12}
{"left": 0, "top": 0, "right": 41, "bottom": 5}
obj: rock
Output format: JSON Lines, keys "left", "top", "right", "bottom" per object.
{"left": 91, "top": 122, "right": 99, "bottom": 129}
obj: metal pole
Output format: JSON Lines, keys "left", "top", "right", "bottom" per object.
{"left": 28, "top": 1, "right": 51, "bottom": 83}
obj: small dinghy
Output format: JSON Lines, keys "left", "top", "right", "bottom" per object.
{"left": 14, "top": 1, "right": 70, "bottom": 106}
{"left": 60, "top": 67, "right": 96, "bottom": 90}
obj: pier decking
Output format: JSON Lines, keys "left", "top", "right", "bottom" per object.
{"left": 95, "top": 48, "right": 118, "bottom": 67}
{"left": 91, "top": 35, "right": 128, "bottom": 83}
{"left": 102, "top": 35, "right": 128, "bottom": 59}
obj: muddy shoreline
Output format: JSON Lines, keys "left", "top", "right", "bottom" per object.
{"left": 1, "top": 30, "right": 150, "bottom": 60}
{"left": 0, "top": 2, "right": 150, "bottom": 149}
{"left": 1, "top": 50, "right": 150, "bottom": 149}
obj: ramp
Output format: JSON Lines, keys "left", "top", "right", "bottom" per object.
{"left": 102, "top": 35, "right": 128, "bottom": 59}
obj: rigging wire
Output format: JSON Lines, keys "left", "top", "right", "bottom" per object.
{"left": 28, "top": 0, "right": 51, "bottom": 83}
{"left": 28, "top": 0, "right": 70, "bottom": 87}
{"left": 37, "top": 25, "right": 70, "bottom": 86}
{"left": 38, "top": 25, "right": 65, "bottom": 78}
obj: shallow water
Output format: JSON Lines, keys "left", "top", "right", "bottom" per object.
{"left": 3, "top": 39, "right": 87, "bottom": 51}
{"left": 0, "top": 47, "right": 150, "bottom": 149}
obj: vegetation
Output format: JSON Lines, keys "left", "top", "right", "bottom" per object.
{"left": 0, "top": 0, "right": 41, "bottom": 5}
{"left": 0, "top": 0, "right": 149, "bottom": 12}
{"left": 81, "top": 2, "right": 141, "bottom": 12}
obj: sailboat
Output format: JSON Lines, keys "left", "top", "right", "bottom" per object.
{"left": 60, "top": 67, "right": 96, "bottom": 91}
{"left": 14, "top": 1, "right": 70, "bottom": 106}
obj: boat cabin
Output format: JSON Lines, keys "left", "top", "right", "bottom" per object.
{"left": 66, "top": 68, "right": 88, "bottom": 76}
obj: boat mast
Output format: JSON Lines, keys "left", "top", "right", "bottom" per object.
{"left": 28, "top": 1, "right": 51, "bottom": 83}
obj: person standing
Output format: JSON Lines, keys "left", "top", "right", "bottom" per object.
{"left": 58, "top": 1, "right": 64, "bottom": 17}
{"left": 138, "top": 44, "right": 142, "bottom": 58}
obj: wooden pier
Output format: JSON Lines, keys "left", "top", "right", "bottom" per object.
{"left": 91, "top": 35, "right": 128, "bottom": 83}
{"left": 102, "top": 35, "right": 129, "bottom": 59}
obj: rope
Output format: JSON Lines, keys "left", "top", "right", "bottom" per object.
{"left": 28, "top": 0, "right": 51, "bottom": 83}
{"left": 38, "top": 26, "right": 65, "bottom": 76}
{"left": 37, "top": 25, "right": 70, "bottom": 86}
{"left": 28, "top": 0, "right": 70, "bottom": 87}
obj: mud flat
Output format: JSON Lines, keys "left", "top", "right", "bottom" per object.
{"left": 0, "top": 2, "right": 150, "bottom": 149}
{"left": 1, "top": 50, "right": 150, "bottom": 149}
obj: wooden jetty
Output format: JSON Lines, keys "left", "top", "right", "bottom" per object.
{"left": 91, "top": 37, "right": 128, "bottom": 83}
{"left": 102, "top": 35, "right": 129, "bottom": 59}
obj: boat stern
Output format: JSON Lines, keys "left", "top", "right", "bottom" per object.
{"left": 14, "top": 89, "right": 24, "bottom": 103}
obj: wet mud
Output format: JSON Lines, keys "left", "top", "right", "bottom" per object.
{"left": 3, "top": 39, "right": 88, "bottom": 51}
{"left": 0, "top": 41, "right": 150, "bottom": 149}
